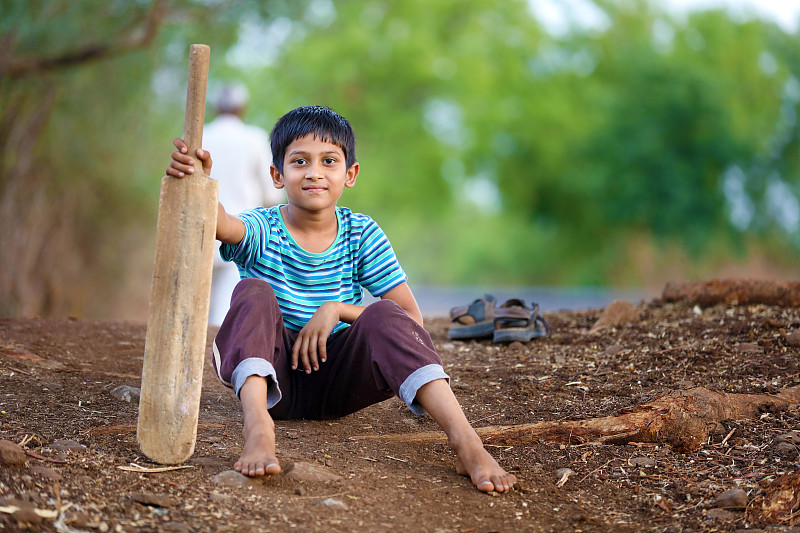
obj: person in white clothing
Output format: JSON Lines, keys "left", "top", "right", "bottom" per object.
{"left": 204, "top": 84, "right": 284, "bottom": 325}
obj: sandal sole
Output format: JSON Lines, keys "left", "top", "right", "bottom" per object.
{"left": 492, "top": 327, "right": 549, "bottom": 343}
{"left": 448, "top": 322, "right": 495, "bottom": 340}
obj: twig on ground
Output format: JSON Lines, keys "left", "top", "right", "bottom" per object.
{"left": 118, "top": 463, "right": 195, "bottom": 473}
{"left": 25, "top": 449, "right": 68, "bottom": 463}
{"left": 720, "top": 428, "right": 736, "bottom": 446}
{"left": 580, "top": 459, "right": 614, "bottom": 482}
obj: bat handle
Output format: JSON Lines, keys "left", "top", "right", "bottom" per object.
{"left": 183, "top": 44, "right": 210, "bottom": 170}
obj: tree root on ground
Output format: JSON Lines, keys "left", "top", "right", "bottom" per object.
{"left": 367, "top": 386, "right": 800, "bottom": 453}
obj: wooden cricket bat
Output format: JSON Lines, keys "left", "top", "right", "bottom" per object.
{"left": 137, "top": 44, "right": 218, "bottom": 464}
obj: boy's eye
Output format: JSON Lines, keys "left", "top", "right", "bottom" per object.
{"left": 323, "top": 157, "right": 336, "bottom": 165}
{"left": 292, "top": 158, "right": 307, "bottom": 165}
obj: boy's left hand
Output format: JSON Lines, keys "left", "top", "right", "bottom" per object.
{"left": 293, "top": 302, "right": 340, "bottom": 373}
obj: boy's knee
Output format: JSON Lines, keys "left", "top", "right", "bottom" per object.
{"left": 232, "top": 278, "right": 274, "bottom": 300}
{"left": 228, "top": 279, "right": 279, "bottom": 316}
{"left": 360, "top": 299, "right": 411, "bottom": 329}
{"left": 364, "top": 298, "right": 402, "bottom": 316}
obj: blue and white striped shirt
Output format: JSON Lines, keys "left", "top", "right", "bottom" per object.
{"left": 220, "top": 205, "right": 407, "bottom": 332}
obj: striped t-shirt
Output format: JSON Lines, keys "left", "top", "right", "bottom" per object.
{"left": 220, "top": 205, "right": 408, "bottom": 333}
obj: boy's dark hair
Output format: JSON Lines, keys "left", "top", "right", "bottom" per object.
{"left": 270, "top": 105, "right": 356, "bottom": 173}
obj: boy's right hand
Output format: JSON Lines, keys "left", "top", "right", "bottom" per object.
{"left": 166, "top": 137, "right": 213, "bottom": 178}
{"left": 292, "top": 302, "right": 340, "bottom": 374}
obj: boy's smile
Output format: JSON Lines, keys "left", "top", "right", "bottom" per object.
{"left": 270, "top": 133, "right": 359, "bottom": 214}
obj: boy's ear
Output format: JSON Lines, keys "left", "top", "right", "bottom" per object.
{"left": 270, "top": 164, "right": 284, "bottom": 189}
{"left": 344, "top": 162, "right": 359, "bottom": 188}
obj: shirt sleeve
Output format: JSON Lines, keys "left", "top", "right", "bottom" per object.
{"left": 356, "top": 218, "right": 408, "bottom": 297}
{"left": 219, "top": 209, "right": 264, "bottom": 270}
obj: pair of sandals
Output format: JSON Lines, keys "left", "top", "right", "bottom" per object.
{"left": 448, "top": 294, "right": 552, "bottom": 343}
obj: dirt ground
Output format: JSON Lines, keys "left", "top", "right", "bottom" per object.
{"left": 1, "top": 295, "right": 800, "bottom": 532}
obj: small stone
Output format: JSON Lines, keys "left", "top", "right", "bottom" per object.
{"left": 47, "top": 440, "right": 86, "bottom": 453}
{"left": 706, "top": 508, "right": 736, "bottom": 520}
{"left": 785, "top": 330, "right": 800, "bottom": 347}
{"left": 284, "top": 461, "right": 342, "bottom": 483}
{"left": 774, "top": 442, "right": 797, "bottom": 456}
{"left": 775, "top": 431, "right": 800, "bottom": 444}
{"left": 294, "top": 487, "right": 306, "bottom": 496}
{"left": 508, "top": 341, "right": 524, "bottom": 350}
{"left": 736, "top": 342, "right": 763, "bottom": 354}
{"left": 28, "top": 466, "right": 63, "bottom": 481}
{"left": 605, "top": 344, "right": 625, "bottom": 356}
{"left": 130, "top": 492, "right": 175, "bottom": 508}
{"left": 212, "top": 470, "right": 256, "bottom": 488}
{"left": 0, "top": 440, "right": 26, "bottom": 466}
{"left": 714, "top": 487, "right": 748, "bottom": 509}
{"left": 110, "top": 385, "right": 141, "bottom": 403}
{"left": 317, "top": 498, "right": 347, "bottom": 509}
{"left": 629, "top": 456, "right": 656, "bottom": 468}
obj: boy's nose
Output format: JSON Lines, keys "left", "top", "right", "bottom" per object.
{"left": 306, "top": 162, "right": 324, "bottom": 179}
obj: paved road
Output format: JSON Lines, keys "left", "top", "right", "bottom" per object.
{"left": 366, "top": 285, "right": 648, "bottom": 317}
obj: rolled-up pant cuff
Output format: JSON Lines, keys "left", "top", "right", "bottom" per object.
{"left": 231, "top": 358, "right": 282, "bottom": 408}
{"left": 398, "top": 364, "right": 450, "bottom": 415}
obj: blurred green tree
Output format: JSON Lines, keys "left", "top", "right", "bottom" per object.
{"left": 1, "top": 0, "right": 798, "bottom": 318}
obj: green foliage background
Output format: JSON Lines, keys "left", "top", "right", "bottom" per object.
{"left": 1, "top": 0, "right": 799, "bottom": 318}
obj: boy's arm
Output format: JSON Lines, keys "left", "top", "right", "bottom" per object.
{"left": 167, "top": 137, "right": 245, "bottom": 246}
{"left": 380, "top": 282, "right": 423, "bottom": 327}
{"left": 216, "top": 203, "right": 245, "bottom": 245}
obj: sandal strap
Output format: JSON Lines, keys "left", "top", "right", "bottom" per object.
{"left": 493, "top": 307, "right": 534, "bottom": 328}
{"left": 536, "top": 314, "right": 553, "bottom": 337}
{"left": 449, "top": 294, "right": 496, "bottom": 324}
{"left": 499, "top": 298, "right": 527, "bottom": 309}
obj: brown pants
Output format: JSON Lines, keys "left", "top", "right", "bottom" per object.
{"left": 212, "top": 278, "right": 449, "bottom": 420}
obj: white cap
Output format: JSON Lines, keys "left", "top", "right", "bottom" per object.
{"left": 216, "top": 83, "right": 249, "bottom": 114}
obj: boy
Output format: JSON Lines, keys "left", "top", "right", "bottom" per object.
{"left": 167, "top": 105, "right": 516, "bottom": 493}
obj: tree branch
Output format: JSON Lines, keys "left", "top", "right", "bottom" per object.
{"left": 2, "top": 0, "right": 168, "bottom": 79}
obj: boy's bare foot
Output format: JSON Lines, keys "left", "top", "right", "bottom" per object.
{"left": 234, "top": 420, "right": 281, "bottom": 476}
{"left": 453, "top": 436, "right": 517, "bottom": 492}
{"left": 236, "top": 375, "right": 280, "bottom": 477}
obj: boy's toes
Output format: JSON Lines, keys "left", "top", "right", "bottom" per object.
{"left": 476, "top": 479, "right": 495, "bottom": 492}
{"left": 493, "top": 473, "right": 517, "bottom": 492}
{"left": 234, "top": 459, "right": 280, "bottom": 477}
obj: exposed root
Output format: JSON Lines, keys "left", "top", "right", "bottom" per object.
{"left": 367, "top": 386, "right": 800, "bottom": 453}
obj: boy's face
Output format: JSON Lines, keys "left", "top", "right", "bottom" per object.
{"left": 270, "top": 133, "right": 359, "bottom": 213}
